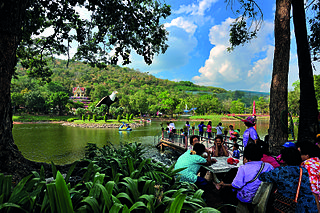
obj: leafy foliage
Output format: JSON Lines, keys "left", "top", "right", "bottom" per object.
{"left": 0, "top": 143, "right": 219, "bottom": 212}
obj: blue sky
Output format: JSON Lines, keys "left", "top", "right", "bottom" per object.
{"left": 125, "top": 0, "right": 320, "bottom": 92}
{"left": 52, "top": 0, "right": 320, "bottom": 93}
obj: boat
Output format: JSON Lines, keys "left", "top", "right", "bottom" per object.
{"left": 119, "top": 123, "right": 132, "bottom": 131}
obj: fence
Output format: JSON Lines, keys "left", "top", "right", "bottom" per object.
{"left": 156, "top": 128, "right": 244, "bottom": 155}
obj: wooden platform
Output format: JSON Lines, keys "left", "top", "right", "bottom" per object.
{"left": 156, "top": 139, "right": 187, "bottom": 154}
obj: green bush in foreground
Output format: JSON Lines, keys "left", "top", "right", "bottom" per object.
{"left": 0, "top": 143, "right": 220, "bottom": 213}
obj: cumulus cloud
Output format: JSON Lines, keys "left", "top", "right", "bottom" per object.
{"left": 192, "top": 18, "right": 275, "bottom": 92}
{"left": 127, "top": 23, "right": 198, "bottom": 74}
{"left": 164, "top": 17, "right": 197, "bottom": 35}
{"left": 175, "top": 0, "right": 219, "bottom": 16}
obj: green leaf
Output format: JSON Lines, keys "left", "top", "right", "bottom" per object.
{"left": 116, "top": 192, "right": 133, "bottom": 204}
{"left": 81, "top": 197, "right": 100, "bottom": 213}
{"left": 51, "top": 162, "right": 57, "bottom": 179}
{"left": 195, "top": 207, "right": 221, "bottom": 213}
{"left": 168, "top": 193, "right": 186, "bottom": 213}
{"left": 109, "top": 203, "right": 123, "bottom": 213}
{"left": 55, "top": 171, "right": 74, "bottom": 213}
{"left": 129, "top": 201, "right": 146, "bottom": 211}
{"left": 0, "top": 203, "right": 28, "bottom": 212}
{"left": 65, "top": 161, "right": 78, "bottom": 184}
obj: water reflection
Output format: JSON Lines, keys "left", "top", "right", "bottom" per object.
{"left": 12, "top": 119, "right": 270, "bottom": 165}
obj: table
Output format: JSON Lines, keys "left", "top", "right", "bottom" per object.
{"left": 204, "top": 156, "right": 243, "bottom": 174}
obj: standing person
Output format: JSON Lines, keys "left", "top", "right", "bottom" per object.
{"left": 259, "top": 148, "right": 318, "bottom": 213}
{"left": 215, "top": 122, "right": 224, "bottom": 136}
{"left": 241, "top": 116, "right": 258, "bottom": 147}
{"left": 207, "top": 121, "right": 212, "bottom": 139}
{"left": 229, "top": 125, "right": 237, "bottom": 141}
{"left": 169, "top": 121, "right": 176, "bottom": 132}
{"left": 185, "top": 121, "right": 190, "bottom": 134}
{"left": 198, "top": 121, "right": 206, "bottom": 137}
{"left": 298, "top": 141, "right": 320, "bottom": 212}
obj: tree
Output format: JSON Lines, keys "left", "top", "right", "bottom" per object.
{"left": 230, "top": 100, "right": 245, "bottom": 114}
{"left": 227, "top": 0, "right": 319, "bottom": 153}
{"left": 292, "top": 0, "right": 319, "bottom": 142}
{"left": 24, "top": 91, "right": 47, "bottom": 113}
{"left": 48, "top": 91, "right": 70, "bottom": 115}
{"left": 0, "top": 0, "right": 171, "bottom": 179}
{"left": 288, "top": 81, "right": 300, "bottom": 116}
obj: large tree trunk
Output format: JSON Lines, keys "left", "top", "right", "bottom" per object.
{"left": 0, "top": 1, "right": 78, "bottom": 182}
{"left": 269, "top": 0, "right": 291, "bottom": 155}
{"left": 292, "top": 0, "right": 319, "bottom": 143}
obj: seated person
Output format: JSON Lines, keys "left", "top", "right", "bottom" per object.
{"left": 232, "top": 143, "right": 240, "bottom": 159}
{"left": 174, "top": 143, "right": 214, "bottom": 188}
{"left": 258, "top": 140, "right": 280, "bottom": 168}
{"left": 219, "top": 144, "right": 274, "bottom": 211}
{"left": 210, "top": 135, "right": 229, "bottom": 157}
{"left": 187, "top": 135, "right": 200, "bottom": 150}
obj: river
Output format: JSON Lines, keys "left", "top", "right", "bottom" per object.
{"left": 12, "top": 119, "right": 270, "bottom": 165}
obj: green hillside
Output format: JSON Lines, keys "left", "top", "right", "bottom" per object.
{"left": 11, "top": 59, "right": 269, "bottom": 116}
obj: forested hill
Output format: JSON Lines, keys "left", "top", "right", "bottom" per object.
{"left": 13, "top": 59, "right": 226, "bottom": 99}
{"left": 12, "top": 59, "right": 269, "bottom": 115}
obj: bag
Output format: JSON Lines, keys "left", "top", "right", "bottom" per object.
{"left": 272, "top": 167, "right": 302, "bottom": 213}
{"left": 237, "top": 163, "right": 265, "bottom": 203}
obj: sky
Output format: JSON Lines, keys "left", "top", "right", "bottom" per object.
{"left": 124, "top": 0, "right": 320, "bottom": 93}
{"left": 57, "top": 0, "right": 320, "bottom": 93}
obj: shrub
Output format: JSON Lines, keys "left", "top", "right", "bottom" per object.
{"left": 82, "top": 114, "right": 85, "bottom": 121}
{"left": 104, "top": 114, "right": 108, "bottom": 122}
{"left": 93, "top": 114, "right": 96, "bottom": 122}
{"left": 87, "top": 114, "right": 91, "bottom": 121}
{"left": 117, "top": 114, "right": 121, "bottom": 122}
{"left": 67, "top": 118, "right": 76, "bottom": 122}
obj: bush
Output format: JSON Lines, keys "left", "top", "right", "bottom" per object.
{"left": 93, "top": 114, "right": 96, "bottom": 122}
{"left": 104, "top": 114, "right": 107, "bottom": 122}
{"left": 130, "top": 114, "right": 133, "bottom": 120}
{"left": 117, "top": 114, "right": 121, "bottom": 122}
{"left": 0, "top": 143, "right": 220, "bottom": 213}
{"left": 67, "top": 118, "right": 76, "bottom": 122}
{"left": 82, "top": 114, "right": 85, "bottom": 121}
{"left": 87, "top": 114, "right": 91, "bottom": 121}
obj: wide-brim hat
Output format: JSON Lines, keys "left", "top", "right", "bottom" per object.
{"left": 241, "top": 116, "right": 256, "bottom": 124}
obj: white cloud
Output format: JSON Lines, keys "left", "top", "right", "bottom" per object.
{"left": 175, "top": 0, "right": 219, "bottom": 16}
{"left": 192, "top": 18, "right": 275, "bottom": 92}
{"left": 164, "top": 17, "right": 197, "bottom": 35}
{"left": 127, "top": 23, "right": 198, "bottom": 74}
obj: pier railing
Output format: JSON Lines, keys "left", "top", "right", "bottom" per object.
{"left": 156, "top": 128, "right": 244, "bottom": 155}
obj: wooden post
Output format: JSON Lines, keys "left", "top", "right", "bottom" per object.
{"left": 185, "top": 135, "right": 188, "bottom": 149}
{"left": 161, "top": 128, "right": 164, "bottom": 139}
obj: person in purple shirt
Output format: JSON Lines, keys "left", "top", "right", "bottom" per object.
{"left": 198, "top": 121, "right": 206, "bottom": 137}
{"left": 241, "top": 116, "right": 258, "bottom": 147}
{"left": 219, "top": 143, "right": 274, "bottom": 211}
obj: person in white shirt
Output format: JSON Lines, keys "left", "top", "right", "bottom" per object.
{"left": 215, "top": 122, "right": 224, "bottom": 136}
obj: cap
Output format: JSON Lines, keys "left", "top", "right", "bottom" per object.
{"left": 282, "top": 142, "right": 296, "bottom": 148}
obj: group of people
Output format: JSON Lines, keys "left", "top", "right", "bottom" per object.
{"left": 174, "top": 116, "right": 320, "bottom": 213}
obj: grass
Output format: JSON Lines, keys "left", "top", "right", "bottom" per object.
{"left": 189, "top": 114, "right": 226, "bottom": 120}
{"left": 12, "top": 114, "right": 139, "bottom": 124}
{"left": 13, "top": 114, "right": 76, "bottom": 122}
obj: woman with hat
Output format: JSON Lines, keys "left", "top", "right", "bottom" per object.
{"left": 241, "top": 116, "right": 258, "bottom": 148}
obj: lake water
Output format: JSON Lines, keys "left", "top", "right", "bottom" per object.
{"left": 13, "top": 119, "right": 270, "bottom": 165}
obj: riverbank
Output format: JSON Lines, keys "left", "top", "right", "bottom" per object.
{"left": 61, "top": 121, "right": 144, "bottom": 128}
